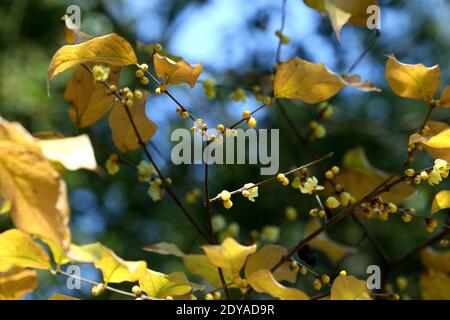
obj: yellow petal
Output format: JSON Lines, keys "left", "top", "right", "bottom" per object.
{"left": 431, "top": 190, "right": 450, "bottom": 214}
{"left": 65, "top": 64, "right": 121, "bottom": 128}
{"left": 108, "top": 98, "right": 158, "bottom": 152}
{"left": 420, "top": 271, "right": 450, "bottom": 300}
{"left": 67, "top": 243, "right": 147, "bottom": 283}
{"left": 330, "top": 274, "right": 371, "bottom": 300}
{"left": 139, "top": 269, "right": 191, "bottom": 299}
{"left": 305, "top": 219, "right": 356, "bottom": 263}
{"left": 421, "top": 248, "right": 450, "bottom": 273}
{"left": 274, "top": 57, "right": 347, "bottom": 104}
{"left": 38, "top": 134, "right": 97, "bottom": 171}
{"left": 385, "top": 55, "right": 440, "bottom": 101}
{"left": 182, "top": 254, "right": 233, "bottom": 288}
{"left": 201, "top": 237, "right": 256, "bottom": 276}
{"left": 247, "top": 269, "right": 309, "bottom": 300}
{"left": 48, "top": 33, "right": 137, "bottom": 80}
{"left": 0, "top": 229, "right": 51, "bottom": 272}
{"left": 0, "top": 268, "right": 38, "bottom": 300}
{"left": 153, "top": 53, "right": 202, "bottom": 88}
{"left": 0, "top": 117, "right": 70, "bottom": 247}
{"left": 245, "top": 245, "right": 297, "bottom": 283}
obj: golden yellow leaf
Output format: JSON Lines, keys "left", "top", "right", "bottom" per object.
{"left": 108, "top": 98, "right": 158, "bottom": 152}
{"left": 343, "top": 74, "right": 381, "bottom": 92}
{"left": 39, "top": 237, "right": 70, "bottom": 268}
{"left": 0, "top": 229, "right": 51, "bottom": 272}
{"left": 305, "top": 219, "right": 356, "bottom": 263}
{"left": 48, "top": 294, "right": 79, "bottom": 300}
{"left": 440, "top": 86, "right": 450, "bottom": 107}
{"left": 247, "top": 270, "right": 309, "bottom": 300}
{"left": 245, "top": 245, "right": 297, "bottom": 283}
{"left": 420, "top": 271, "right": 450, "bottom": 300}
{"left": 38, "top": 134, "right": 97, "bottom": 171}
{"left": 65, "top": 64, "right": 120, "bottom": 128}
{"left": 338, "top": 148, "right": 415, "bottom": 204}
{"left": 0, "top": 198, "right": 11, "bottom": 215}
{"left": 385, "top": 55, "right": 441, "bottom": 101}
{"left": 48, "top": 33, "right": 137, "bottom": 80}
{"left": 330, "top": 275, "right": 371, "bottom": 300}
{"left": 202, "top": 237, "right": 256, "bottom": 277}
{"left": 153, "top": 53, "right": 202, "bottom": 88}
{"left": 409, "top": 121, "right": 450, "bottom": 161}
{"left": 0, "top": 117, "right": 70, "bottom": 247}
{"left": 182, "top": 254, "right": 233, "bottom": 288}
{"left": 0, "top": 268, "right": 38, "bottom": 300}
{"left": 139, "top": 269, "right": 191, "bottom": 299}
{"left": 143, "top": 242, "right": 186, "bottom": 257}
{"left": 274, "top": 57, "right": 347, "bottom": 104}
{"left": 421, "top": 248, "right": 450, "bottom": 273}
{"left": 324, "top": 0, "right": 351, "bottom": 43}
{"left": 431, "top": 190, "right": 450, "bottom": 214}
{"left": 67, "top": 243, "right": 147, "bottom": 283}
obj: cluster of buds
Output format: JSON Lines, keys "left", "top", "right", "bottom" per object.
{"left": 308, "top": 121, "right": 326, "bottom": 140}
{"left": 242, "top": 110, "right": 257, "bottom": 129}
{"left": 135, "top": 63, "right": 149, "bottom": 85}
{"left": 202, "top": 79, "right": 216, "bottom": 100}
{"left": 318, "top": 101, "right": 334, "bottom": 119}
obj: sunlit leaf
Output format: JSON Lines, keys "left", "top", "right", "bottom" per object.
{"left": 420, "top": 271, "right": 450, "bottom": 300}
{"left": 431, "top": 190, "right": 450, "bottom": 214}
{"left": 201, "top": 237, "right": 256, "bottom": 277}
{"left": 182, "top": 254, "right": 233, "bottom": 288}
{"left": 305, "top": 219, "right": 356, "bottom": 263}
{"left": 247, "top": 270, "right": 309, "bottom": 300}
{"left": 65, "top": 64, "right": 120, "bottom": 128}
{"left": 440, "top": 86, "right": 450, "bottom": 107}
{"left": 48, "top": 33, "right": 137, "bottom": 80}
{"left": 274, "top": 57, "right": 347, "bottom": 104}
{"left": 0, "top": 229, "right": 51, "bottom": 272}
{"left": 324, "top": 0, "right": 351, "bottom": 42}
{"left": 67, "top": 243, "right": 147, "bottom": 284}
{"left": 143, "top": 242, "right": 186, "bottom": 257}
{"left": 245, "top": 245, "right": 297, "bottom": 283}
{"left": 153, "top": 53, "right": 202, "bottom": 88}
{"left": 48, "top": 294, "right": 79, "bottom": 300}
{"left": 385, "top": 55, "right": 440, "bottom": 101}
{"left": 39, "top": 237, "right": 70, "bottom": 268}
{"left": 108, "top": 98, "right": 158, "bottom": 152}
{"left": 0, "top": 198, "right": 11, "bottom": 215}
{"left": 0, "top": 117, "right": 70, "bottom": 247}
{"left": 139, "top": 269, "right": 191, "bottom": 299}
{"left": 421, "top": 248, "right": 450, "bottom": 273}
{"left": 0, "top": 268, "right": 38, "bottom": 300}
{"left": 38, "top": 134, "right": 97, "bottom": 171}
{"left": 338, "top": 148, "right": 415, "bottom": 204}
{"left": 330, "top": 274, "right": 371, "bottom": 300}
{"left": 343, "top": 74, "right": 381, "bottom": 92}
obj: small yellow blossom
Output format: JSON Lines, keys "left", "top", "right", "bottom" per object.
{"left": 325, "top": 196, "right": 340, "bottom": 209}
{"left": 93, "top": 65, "right": 110, "bottom": 81}
{"left": 231, "top": 88, "right": 247, "bottom": 102}
{"left": 434, "top": 159, "right": 449, "bottom": 177}
{"left": 220, "top": 190, "right": 231, "bottom": 201}
{"left": 241, "top": 183, "right": 258, "bottom": 202}
{"left": 105, "top": 154, "right": 120, "bottom": 175}
{"left": 428, "top": 168, "right": 442, "bottom": 186}
{"left": 340, "top": 192, "right": 353, "bottom": 207}
{"left": 223, "top": 199, "right": 233, "bottom": 209}
{"left": 137, "top": 160, "right": 155, "bottom": 182}
{"left": 148, "top": 179, "right": 164, "bottom": 201}
{"left": 299, "top": 176, "right": 324, "bottom": 195}
{"left": 261, "top": 225, "right": 280, "bottom": 243}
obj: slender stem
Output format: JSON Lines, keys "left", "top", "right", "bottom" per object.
{"left": 209, "top": 152, "right": 334, "bottom": 203}
{"left": 275, "top": 0, "right": 288, "bottom": 64}
{"left": 347, "top": 29, "right": 380, "bottom": 74}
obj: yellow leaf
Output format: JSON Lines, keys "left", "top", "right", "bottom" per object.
{"left": 305, "top": 219, "right": 356, "bottom": 263}
{"left": 410, "top": 122, "right": 450, "bottom": 161}
{"left": 38, "top": 134, "right": 97, "bottom": 171}
{"left": 108, "top": 98, "right": 158, "bottom": 152}
{"left": 343, "top": 74, "right": 381, "bottom": 92}
{"left": 48, "top": 33, "right": 137, "bottom": 80}
{"left": 65, "top": 64, "right": 121, "bottom": 128}
{"left": 201, "top": 237, "right": 256, "bottom": 277}
{"left": 324, "top": 0, "right": 351, "bottom": 43}
{"left": 182, "top": 254, "right": 233, "bottom": 288}
{"left": 0, "top": 268, "right": 38, "bottom": 300}
{"left": 330, "top": 275, "right": 371, "bottom": 300}
{"left": 338, "top": 148, "right": 415, "bottom": 204}
{"left": 274, "top": 57, "right": 347, "bottom": 104}
{"left": 440, "top": 86, "right": 450, "bottom": 107}
{"left": 245, "top": 245, "right": 297, "bottom": 283}
{"left": 420, "top": 271, "right": 450, "bottom": 300}
{"left": 139, "top": 269, "right": 191, "bottom": 299}
{"left": 0, "top": 198, "right": 11, "bottom": 215}
{"left": 421, "top": 248, "right": 450, "bottom": 273}
{"left": 385, "top": 55, "right": 440, "bottom": 101}
{"left": 0, "top": 117, "right": 70, "bottom": 247}
{"left": 153, "top": 53, "right": 202, "bottom": 88}
{"left": 67, "top": 243, "right": 147, "bottom": 283}
{"left": 247, "top": 270, "right": 309, "bottom": 300}
{"left": 143, "top": 242, "right": 186, "bottom": 257}
{"left": 39, "top": 237, "right": 70, "bottom": 268}
{"left": 48, "top": 294, "right": 79, "bottom": 300}
{"left": 0, "top": 229, "right": 51, "bottom": 272}
{"left": 431, "top": 190, "right": 450, "bottom": 214}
